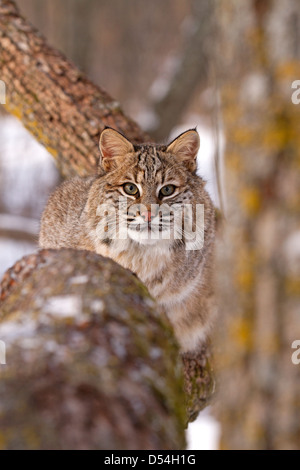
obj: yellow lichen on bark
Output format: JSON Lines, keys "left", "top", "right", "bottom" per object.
{"left": 215, "top": 0, "right": 300, "bottom": 450}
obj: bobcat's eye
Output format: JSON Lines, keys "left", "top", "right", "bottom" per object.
{"left": 123, "top": 183, "right": 139, "bottom": 196}
{"left": 160, "top": 184, "right": 176, "bottom": 197}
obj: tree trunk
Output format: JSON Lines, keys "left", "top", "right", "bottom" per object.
{"left": 0, "top": 0, "right": 149, "bottom": 178}
{"left": 215, "top": 0, "right": 300, "bottom": 450}
{"left": 0, "top": 249, "right": 186, "bottom": 450}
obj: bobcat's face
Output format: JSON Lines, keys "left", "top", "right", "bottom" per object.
{"left": 95, "top": 128, "right": 204, "bottom": 247}
{"left": 103, "top": 148, "right": 194, "bottom": 246}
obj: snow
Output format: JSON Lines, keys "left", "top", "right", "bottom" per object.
{"left": 0, "top": 317, "right": 37, "bottom": 342}
{"left": 0, "top": 116, "right": 58, "bottom": 277}
{"left": 170, "top": 118, "right": 225, "bottom": 207}
{"left": 44, "top": 295, "right": 83, "bottom": 317}
{"left": 69, "top": 275, "right": 89, "bottom": 285}
{"left": 0, "top": 238, "right": 36, "bottom": 278}
{"left": 149, "top": 56, "right": 181, "bottom": 102}
{"left": 0, "top": 116, "right": 59, "bottom": 217}
{"left": 186, "top": 407, "right": 221, "bottom": 450}
{"left": 90, "top": 299, "right": 105, "bottom": 313}
{"left": 0, "top": 213, "right": 39, "bottom": 235}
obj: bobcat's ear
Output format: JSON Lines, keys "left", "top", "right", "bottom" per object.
{"left": 166, "top": 129, "right": 200, "bottom": 172}
{"left": 99, "top": 128, "right": 134, "bottom": 171}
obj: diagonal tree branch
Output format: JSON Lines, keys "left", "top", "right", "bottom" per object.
{"left": 0, "top": 0, "right": 150, "bottom": 178}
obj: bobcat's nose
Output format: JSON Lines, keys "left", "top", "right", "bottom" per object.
{"left": 140, "top": 210, "right": 152, "bottom": 223}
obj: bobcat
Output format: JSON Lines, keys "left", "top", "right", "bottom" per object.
{"left": 39, "top": 128, "right": 216, "bottom": 352}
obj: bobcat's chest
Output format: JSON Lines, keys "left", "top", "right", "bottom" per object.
{"left": 113, "top": 243, "right": 171, "bottom": 286}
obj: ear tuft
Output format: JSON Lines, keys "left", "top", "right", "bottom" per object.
{"left": 166, "top": 129, "right": 200, "bottom": 167}
{"left": 99, "top": 128, "right": 134, "bottom": 171}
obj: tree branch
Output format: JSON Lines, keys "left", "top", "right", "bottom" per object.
{"left": 0, "top": 249, "right": 186, "bottom": 449}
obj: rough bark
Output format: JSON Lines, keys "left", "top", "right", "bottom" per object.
{"left": 0, "top": 0, "right": 150, "bottom": 178}
{"left": 0, "top": 249, "right": 186, "bottom": 450}
{"left": 182, "top": 345, "right": 215, "bottom": 422}
{"left": 215, "top": 0, "right": 300, "bottom": 450}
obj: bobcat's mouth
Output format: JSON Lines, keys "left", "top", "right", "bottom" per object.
{"left": 127, "top": 213, "right": 174, "bottom": 230}
{"left": 126, "top": 220, "right": 173, "bottom": 245}
{"left": 128, "top": 220, "right": 172, "bottom": 233}
{"left": 130, "top": 222, "right": 162, "bottom": 231}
